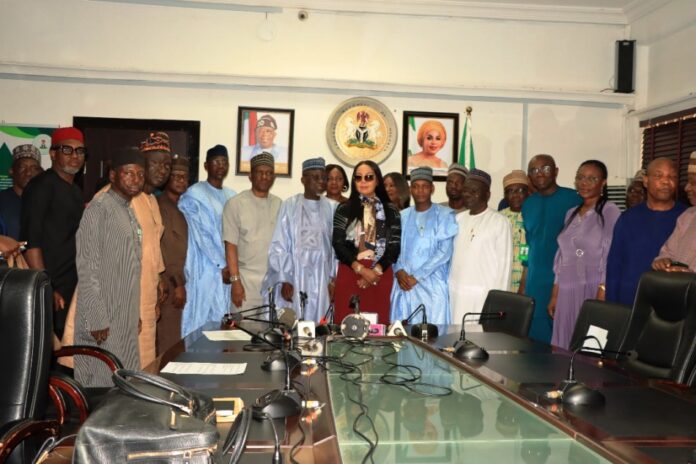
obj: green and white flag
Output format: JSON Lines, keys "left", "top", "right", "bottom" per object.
{"left": 458, "top": 108, "right": 475, "bottom": 169}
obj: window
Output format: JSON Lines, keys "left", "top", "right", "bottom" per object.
{"left": 641, "top": 108, "right": 696, "bottom": 201}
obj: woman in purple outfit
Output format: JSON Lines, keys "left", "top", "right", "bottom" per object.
{"left": 547, "top": 160, "right": 621, "bottom": 349}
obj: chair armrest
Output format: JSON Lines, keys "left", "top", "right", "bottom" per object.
{"left": 0, "top": 418, "right": 59, "bottom": 461}
{"left": 54, "top": 345, "right": 124, "bottom": 372}
{"left": 49, "top": 371, "right": 91, "bottom": 424}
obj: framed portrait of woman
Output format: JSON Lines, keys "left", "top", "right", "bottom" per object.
{"left": 402, "top": 111, "right": 459, "bottom": 180}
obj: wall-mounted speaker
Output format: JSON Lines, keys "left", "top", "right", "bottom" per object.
{"left": 615, "top": 40, "right": 635, "bottom": 94}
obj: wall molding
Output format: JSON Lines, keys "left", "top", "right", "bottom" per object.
{"left": 0, "top": 62, "right": 634, "bottom": 109}
{"left": 92, "top": 0, "right": 630, "bottom": 25}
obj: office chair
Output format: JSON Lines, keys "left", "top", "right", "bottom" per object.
{"left": 569, "top": 299, "right": 631, "bottom": 357}
{"left": 618, "top": 271, "right": 696, "bottom": 383}
{"left": 480, "top": 290, "right": 535, "bottom": 338}
{"left": 0, "top": 268, "right": 59, "bottom": 463}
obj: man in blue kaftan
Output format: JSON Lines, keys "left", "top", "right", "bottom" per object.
{"left": 390, "top": 167, "right": 457, "bottom": 325}
{"left": 179, "top": 145, "right": 236, "bottom": 336}
{"left": 606, "top": 158, "right": 686, "bottom": 306}
{"left": 261, "top": 157, "right": 336, "bottom": 323}
{"left": 521, "top": 155, "right": 581, "bottom": 343}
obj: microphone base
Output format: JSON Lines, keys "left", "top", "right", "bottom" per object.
{"left": 410, "top": 323, "right": 439, "bottom": 340}
{"left": 561, "top": 381, "right": 606, "bottom": 407}
{"left": 261, "top": 350, "right": 302, "bottom": 372}
{"left": 453, "top": 339, "right": 489, "bottom": 361}
{"left": 253, "top": 388, "right": 302, "bottom": 419}
{"left": 315, "top": 323, "right": 341, "bottom": 337}
{"left": 251, "top": 328, "right": 284, "bottom": 347}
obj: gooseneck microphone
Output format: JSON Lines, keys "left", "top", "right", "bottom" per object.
{"left": 553, "top": 335, "right": 636, "bottom": 407}
{"left": 401, "top": 304, "right": 439, "bottom": 340}
{"left": 452, "top": 311, "right": 505, "bottom": 361}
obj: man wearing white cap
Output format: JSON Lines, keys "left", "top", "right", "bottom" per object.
{"left": 449, "top": 168, "right": 512, "bottom": 326}
{"left": 261, "top": 157, "right": 336, "bottom": 322}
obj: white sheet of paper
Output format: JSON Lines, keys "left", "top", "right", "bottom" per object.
{"left": 362, "top": 312, "right": 378, "bottom": 325}
{"left": 160, "top": 362, "right": 247, "bottom": 375}
{"left": 582, "top": 325, "right": 608, "bottom": 353}
{"left": 203, "top": 330, "right": 252, "bottom": 341}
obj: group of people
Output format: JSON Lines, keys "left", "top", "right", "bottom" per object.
{"left": 2, "top": 124, "right": 695, "bottom": 387}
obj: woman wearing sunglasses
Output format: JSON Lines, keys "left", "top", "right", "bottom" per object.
{"left": 332, "top": 161, "right": 402, "bottom": 324}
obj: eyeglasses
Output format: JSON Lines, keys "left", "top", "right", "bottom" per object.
{"left": 53, "top": 145, "right": 86, "bottom": 157}
{"left": 528, "top": 165, "right": 553, "bottom": 176}
{"left": 354, "top": 174, "right": 376, "bottom": 182}
{"left": 504, "top": 187, "right": 528, "bottom": 195}
{"left": 575, "top": 175, "right": 601, "bottom": 185}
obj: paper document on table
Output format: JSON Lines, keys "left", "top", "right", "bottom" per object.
{"left": 160, "top": 362, "right": 247, "bottom": 375}
{"left": 582, "top": 325, "right": 608, "bottom": 353}
{"left": 203, "top": 330, "right": 252, "bottom": 341}
{"left": 464, "top": 322, "right": 484, "bottom": 333}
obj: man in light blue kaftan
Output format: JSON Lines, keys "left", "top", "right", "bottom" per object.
{"left": 261, "top": 158, "right": 336, "bottom": 323}
{"left": 390, "top": 167, "right": 458, "bottom": 325}
{"left": 179, "top": 145, "right": 236, "bottom": 336}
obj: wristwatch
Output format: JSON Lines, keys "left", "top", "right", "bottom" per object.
{"left": 230, "top": 274, "right": 241, "bottom": 283}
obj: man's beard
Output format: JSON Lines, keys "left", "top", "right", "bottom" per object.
{"left": 63, "top": 166, "right": 82, "bottom": 175}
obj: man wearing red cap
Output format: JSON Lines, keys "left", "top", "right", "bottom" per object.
{"left": 21, "top": 127, "right": 86, "bottom": 338}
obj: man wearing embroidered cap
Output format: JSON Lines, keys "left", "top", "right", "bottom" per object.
{"left": 156, "top": 156, "right": 190, "bottom": 354}
{"left": 390, "top": 167, "right": 458, "bottom": 325}
{"left": 652, "top": 151, "right": 696, "bottom": 272}
{"left": 21, "top": 127, "right": 86, "bottom": 338}
{"left": 74, "top": 147, "right": 146, "bottom": 386}
{"left": 262, "top": 157, "right": 336, "bottom": 322}
{"left": 449, "top": 168, "right": 512, "bottom": 327}
{"left": 0, "top": 144, "right": 42, "bottom": 239}
{"left": 241, "top": 114, "right": 288, "bottom": 166}
{"left": 179, "top": 144, "right": 236, "bottom": 336}
{"left": 500, "top": 170, "right": 531, "bottom": 292}
{"left": 440, "top": 163, "right": 468, "bottom": 213}
{"left": 223, "top": 152, "right": 282, "bottom": 313}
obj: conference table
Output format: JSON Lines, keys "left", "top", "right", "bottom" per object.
{"left": 139, "top": 322, "right": 696, "bottom": 464}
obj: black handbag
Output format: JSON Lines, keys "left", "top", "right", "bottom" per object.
{"left": 74, "top": 369, "right": 220, "bottom": 463}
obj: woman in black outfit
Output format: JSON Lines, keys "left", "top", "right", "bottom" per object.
{"left": 332, "top": 160, "right": 401, "bottom": 324}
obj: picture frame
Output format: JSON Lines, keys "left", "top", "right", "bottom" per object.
{"left": 402, "top": 111, "right": 459, "bottom": 181}
{"left": 73, "top": 116, "right": 200, "bottom": 202}
{"left": 236, "top": 106, "right": 294, "bottom": 177}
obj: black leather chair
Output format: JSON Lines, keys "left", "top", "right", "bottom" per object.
{"left": 569, "top": 299, "right": 631, "bottom": 356}
{"left": 479, "top": 290, "right": 535, "bottom": 338}
{"left": 618, "top": 271, "right": 696, "bottom": 383}
{"left": 0, "top": 268, "right": 59, "bottom": 463}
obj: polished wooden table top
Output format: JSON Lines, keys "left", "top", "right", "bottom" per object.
{"left": 46, "top": 323, "right": 696, "bottom": 463}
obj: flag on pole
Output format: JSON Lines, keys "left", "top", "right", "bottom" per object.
{"left": 407, "top": 116, "right": 417, "bottom": 156}
{"left": 458, "top": 107, "right": 475, "bottom": 169}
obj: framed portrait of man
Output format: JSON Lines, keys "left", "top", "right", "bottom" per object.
{"left": 236, "top": 107, "right": 294, "bottom": 177}
{"left": 402, "top": 111, "right": 459, "bottom": 181}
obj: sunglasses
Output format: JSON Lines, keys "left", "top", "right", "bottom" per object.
{"left": 354, "top": 174, "right": 376, "bottom": 182}
{"left": 53, "top": 145, "right": 87, "bottom": 157}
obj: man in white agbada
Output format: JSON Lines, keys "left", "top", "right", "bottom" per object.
{"left": 223, "top": 152, "right": 282, "bottom": 313}
{"left": 449, "top": 168, "right": 512, "bottom": 328}
{"left": 261, "top": 157, "right": 337, "bottom": 322}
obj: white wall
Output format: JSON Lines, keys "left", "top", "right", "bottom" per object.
{"left": 0, "top": 0, "right": 636, "bottom": 203}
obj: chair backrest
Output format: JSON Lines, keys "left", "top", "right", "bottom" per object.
{"left": 480, "top": 290, "right": 535, "bottom": 338}
{"left": 618, "top": 271, "right": 696, "bottom": 383}
{"left": 569, "top": 299, "right": 631, "bottom": 356}
{"left": 0, "top": 268, "right": 53, "bottom": 463}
